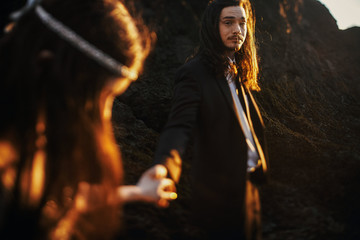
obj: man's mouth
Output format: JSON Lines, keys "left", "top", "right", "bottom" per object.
{"left": 229, "top": 36, "right": 243, "bottom": 42}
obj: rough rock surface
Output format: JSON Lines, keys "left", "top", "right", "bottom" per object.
{"left": 113, "top": 0, "right": 360, "bottom": 239}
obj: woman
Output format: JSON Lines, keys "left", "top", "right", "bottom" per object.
{"left": 0, "top": 0, "right": 176, "bottom": 239}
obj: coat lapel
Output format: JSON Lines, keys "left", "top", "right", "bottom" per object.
{"left": 215, "top": 74, "right": 238, "bottom": 118}
{"left": 240, "top": 83, "right": 268, "bottom": 174}
{"left": 216, "top": 73, "right": 269, "bottom": 175}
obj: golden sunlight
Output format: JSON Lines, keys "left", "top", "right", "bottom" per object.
{"left": 165, "top": 150, "right": 182, "bottom": 184}
{"left": 0, "top": 141, "right": 18, "bottom": 190}
{"left": 29, "top": 150, "right": 46, "bottom": 206}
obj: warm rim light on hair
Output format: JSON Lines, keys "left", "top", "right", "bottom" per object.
{"left": 29, "top": 150, "right": 46, "bottom": 206}
{"left": 112, "top": 2, "right": 151, "bottom": 80}
{"left": 0, "top": 141, "right": 18, "bottom": 190}
{"left": 239, "top": 0, "right": 259, "bottom": 91}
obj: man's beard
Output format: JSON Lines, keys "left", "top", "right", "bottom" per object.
{"left": 226, "top": 44, "right": 242, "bottom": 53}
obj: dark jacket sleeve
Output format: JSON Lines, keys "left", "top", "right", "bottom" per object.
{"left": 153, "top": 64, "right": 201, "bottom": 183}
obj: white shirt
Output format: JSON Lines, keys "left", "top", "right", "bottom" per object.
{"left": 226, "top": 61, "right": 259, "bottom": 172}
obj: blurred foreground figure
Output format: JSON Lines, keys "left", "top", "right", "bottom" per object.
{"left": 153, "top": 0, "right": 269, "bottom": 239}
{"left": 0, "top": 0, "right": 176, "bottom": 239}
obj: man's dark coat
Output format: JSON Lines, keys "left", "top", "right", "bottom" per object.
{"left": 154, "top": 55, "right": 268, "bottom": 234}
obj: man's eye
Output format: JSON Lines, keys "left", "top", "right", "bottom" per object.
{"left": 224, "top": 21, "right": 232, "bottom": 25}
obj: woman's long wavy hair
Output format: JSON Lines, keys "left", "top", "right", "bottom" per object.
{"left": 198, "top": 0, "right": 260, "bottom": 91}
{"left": 0, "top": 0, "right": 150, "bottom": 238}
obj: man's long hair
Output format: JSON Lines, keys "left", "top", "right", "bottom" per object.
{"left": 198, "top": 0, "right": 260, "bottom": 91}
{"left": 0, "top": 0, "right": 150, "bottom": 238}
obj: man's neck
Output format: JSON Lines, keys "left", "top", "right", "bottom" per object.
{"left": 225, "top": 50, "right": 235, "bottom": 60}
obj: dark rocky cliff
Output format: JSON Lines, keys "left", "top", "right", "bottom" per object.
{"left": 113, "top": 0, "right": 360, "bottom": 239}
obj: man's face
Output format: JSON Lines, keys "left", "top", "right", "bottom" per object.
{"left": 219, "top": 6, "right": 247, "bottom": 53}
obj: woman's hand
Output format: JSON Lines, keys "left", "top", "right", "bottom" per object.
{"left": 136, "top": 164, "right": 177, "bottom": 207}
{"left": 117, "top": 164, "right": 177, "bottom": 207}
{"left": 73, "top": 165, "right": 177, "bottom": 212}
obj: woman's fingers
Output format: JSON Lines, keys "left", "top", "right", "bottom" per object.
{"left": 157, "top": 179, "right": 176, "bottom": 208}
{"left": 136, "top": 165, "right": 178, "bottom": 207}
{"left": 147, "top": 164, "right": 168, "bottom": 179}
{"left": 157, "top": 183, "right": 177, "bottom": 208}
{"left": 157, "top": 178, "right": 177, "bottom": 201}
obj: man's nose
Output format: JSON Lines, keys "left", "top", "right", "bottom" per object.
{"left": 233, "top": 24, "right": 241, "bottom": 34}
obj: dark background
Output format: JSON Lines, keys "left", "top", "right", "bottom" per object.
{"left": 1, "top": 0, "right": 359, "bottom": 239}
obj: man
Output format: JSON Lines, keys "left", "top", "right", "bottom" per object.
{"left": 153, "top": 0, "right": 268, "bottom": 239}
